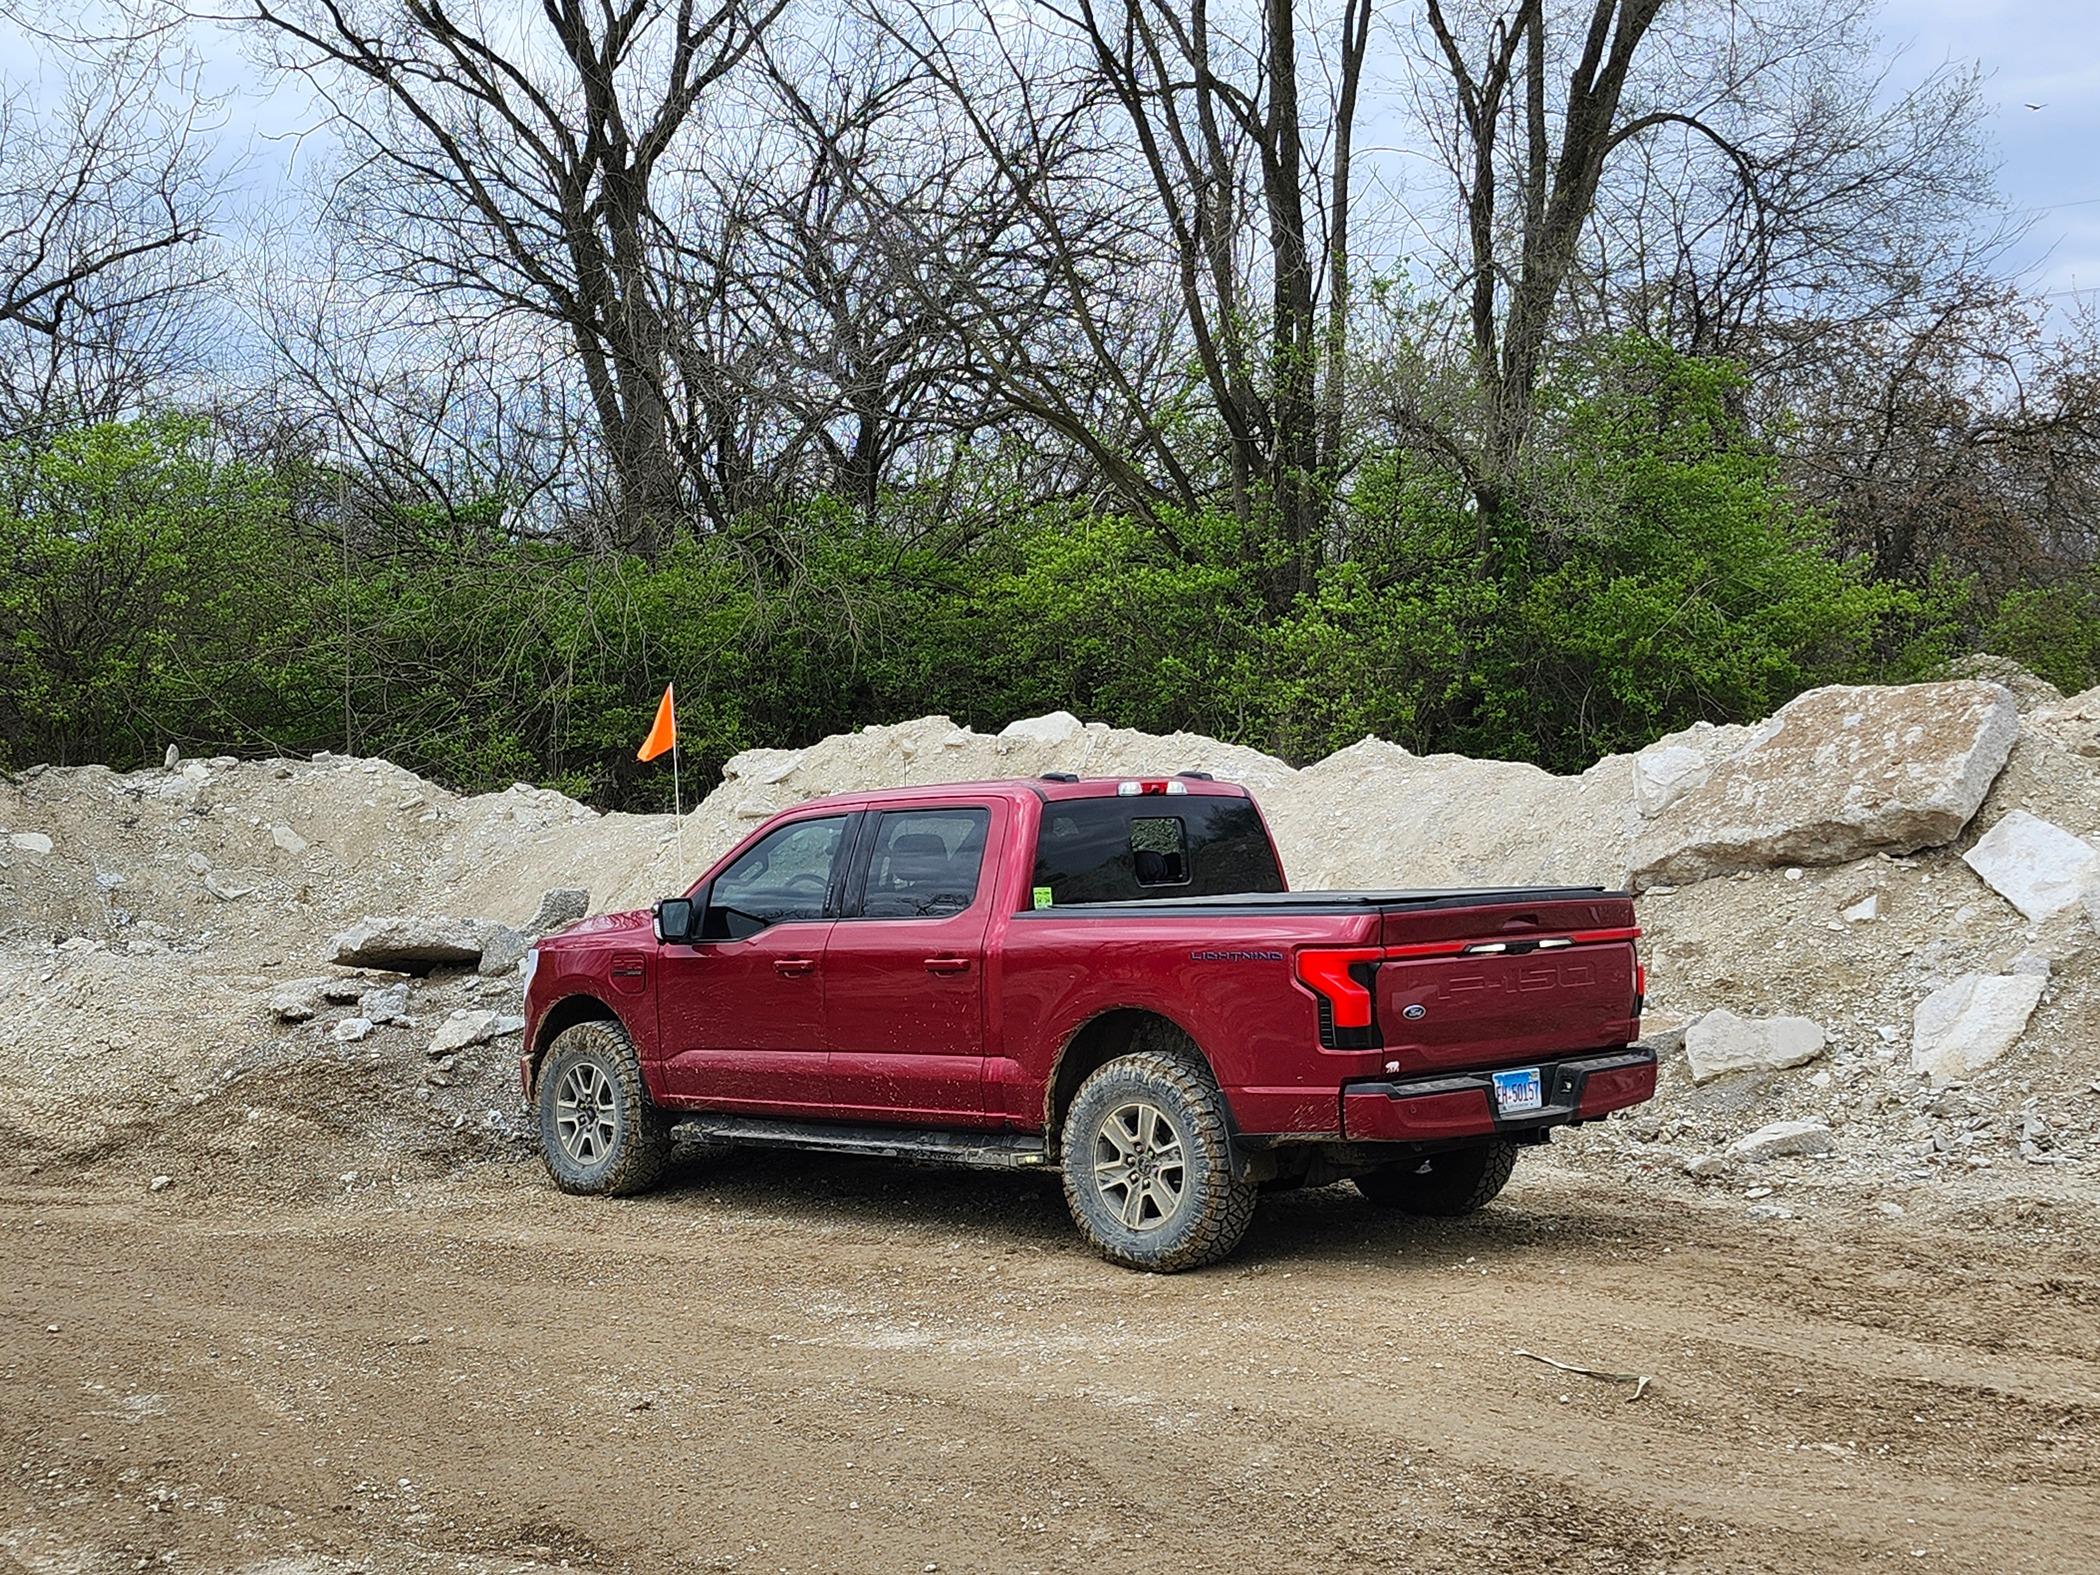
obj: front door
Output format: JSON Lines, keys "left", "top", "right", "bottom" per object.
{"left": 821, "top": 804, "right": 997, "bottom": 1125}
{"left": 656, "top": 812, "right": 852, "bottom": 1112}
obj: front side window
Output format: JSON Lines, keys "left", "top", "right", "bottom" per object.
{"left": 703, "top": 816, "right": 847, "bottom": 938}
{"left": 860, "top": 808, "right": 990, "bottom": 919}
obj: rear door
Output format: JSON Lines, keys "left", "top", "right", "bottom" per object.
{"left": 655, "top": 812, "right": 854, "bottom": 1112}
{"left": 820, "top": 801, "right": 1000, "bottom": 1125}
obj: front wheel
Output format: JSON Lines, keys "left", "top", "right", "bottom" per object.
{"left": 1354, "top": 1140, "right": 1520, "bottom": 1216}
{"left": 537, "top": 1019, "right": 671, "bottom": 1196}
{"left": 1060, "top": 1049, "right": 1256, "bottom": 1272}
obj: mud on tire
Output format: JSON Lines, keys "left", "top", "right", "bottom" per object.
{"left": 537, "top": 1019, "right": 672, "bottom": 1197}
{"left": 1354, "top": 1139, "right": 1520, "bottom": 1216}
{"left": 1059, "top": 1046, "right": 1256, "bottom": 1272}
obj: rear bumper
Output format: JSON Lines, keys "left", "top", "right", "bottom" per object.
{"left": 1338, "top": 1047, "right": 1657, "bottom": 1144}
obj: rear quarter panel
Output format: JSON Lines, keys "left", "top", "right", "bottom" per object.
{"left": 988, "top": 910, "right": 1390, "bottom": 1135}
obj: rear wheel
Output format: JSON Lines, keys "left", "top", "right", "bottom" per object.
{"left": 537, "top": 1019, "right": 671, "bottom": 1196}
{"left": 1354, "top": 1140, "right": 1520, "bottom": 1216}
{"left": 1060, "top": 1048, "right": 1256, "bottom": 1272}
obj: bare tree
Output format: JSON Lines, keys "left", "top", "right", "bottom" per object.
{"left": 871, "top": 0, "right": 1373, "bottom": 606}
{"left": 0, "top": 4, "right": 218, "bottom": 433}
{"left": 238, "top": 0, "right": 784, "bottom": 560}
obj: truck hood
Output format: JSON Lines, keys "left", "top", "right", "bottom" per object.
{"left": 541, "top": 907, "right": 654, "bottom": 947}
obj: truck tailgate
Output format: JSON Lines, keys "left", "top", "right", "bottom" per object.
{"left": 1376, "top": 938, "right": 1639, "bottom": 1073}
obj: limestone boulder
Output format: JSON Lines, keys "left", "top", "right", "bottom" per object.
{"left": 1961, "top": 810, "right": 2100, "bottom": 922}
{"left": 1684, "top": 1009, "right": 1826, "bottom": 1084}
{"left": 1628, "top": 681, "right": 2019, "bottom": 890}
{"left": 331, "top": 916, "right": 491, "bottom": 972}
{"left": 1911, "top": 973, "right": 2045, "bottom": 1085}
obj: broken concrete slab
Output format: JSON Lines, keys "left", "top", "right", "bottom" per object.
{"left": 1961, "top": 809, "right": 2100, "bottom": 923}
{"left": 1911, "top": 973, "right": 2046, "bottom": 1085}
{"left": 1628, "top": 681, "right": 2019, "bottom": 890}
{"left": 1684, "top": 1009, "right": 1827, "bottom": 1084}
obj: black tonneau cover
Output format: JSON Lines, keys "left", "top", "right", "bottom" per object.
{"left": 1026, "top": 886, "right": 1619, "bottom": 915}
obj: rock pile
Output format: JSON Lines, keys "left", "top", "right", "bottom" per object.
{"left": 3, "top": 665, "right": 2098, "bottom": 1204}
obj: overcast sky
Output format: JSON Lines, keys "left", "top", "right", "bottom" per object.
{"left": 1880, "top": 0, "right": 2100, "bottom": 300}
{"left": 8, "top": 1, "right": 2097, "bottom": 303}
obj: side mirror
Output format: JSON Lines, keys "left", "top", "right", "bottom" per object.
{"left": 654, "top": 896, "right": 696, "bottom": 945}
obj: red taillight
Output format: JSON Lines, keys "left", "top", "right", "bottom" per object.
{"left": 1294, "top": 947, "right": 1384, "bottom": 1029}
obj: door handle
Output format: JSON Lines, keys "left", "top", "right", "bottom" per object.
{"left": 923, "top": 956, "right": 973, "bottom": 975}
{"left": 773, "top": 957, "right": 817, "bottom": 977}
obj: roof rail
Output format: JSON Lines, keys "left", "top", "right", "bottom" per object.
{"left": 1176, "top": 770, "right": 1215, "bottom": 781}
{"left": 1039, "top": 771, "right": 1080, "bottom": 783}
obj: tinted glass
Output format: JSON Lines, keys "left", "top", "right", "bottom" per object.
{"left": 860, "top": 808, "right": 990, "bottom": 919}
{"left": 703, "top": 816, "right": 846, "bottom": 937}
{"left": 1031, "top": 796, "right": 1282, "bottom": 905}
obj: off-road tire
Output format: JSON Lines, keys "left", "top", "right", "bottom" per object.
{"left": 537, "top": 1019, "right": 672, "bottom": 1197}
{"left": 1060, "top": 1048, "right": 1256, "bottom": 1272}
{"left": 1354, "top": 1140, "right": 1520, "bottom": 1216}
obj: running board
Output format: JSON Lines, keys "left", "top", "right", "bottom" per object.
{"left": 667, "top": 1115, "right": 1054, "bottom": 1171}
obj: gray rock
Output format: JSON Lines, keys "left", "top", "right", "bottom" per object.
{"left": 1841, "top": 893, "right": 1881, "bottom": 923}
{"left": 1631, "top": 744, "right": 1712, "bottom": 819}
{"left": 269, "top": 822, "right": 309, "bottom": 856}
{"left": 475, "top": 924, "right": 532, "bottom": 977}
{"left": 427, "top": 1009, "right": 500, "bottom": 1057}
{"left": 202, "top": 872, "right": 252, "bottom": 901}
{"left": 320, "top": 977, "right": 367, "bottom": 1004}
{"left": 7, "top": 831, "right": 53, "bottom": 856}
{"left": 1683, "top": 1154, "right": 1728, "bottom": 1179}
{"left": 491, "top": 1015, "right": 526, "bottom": 1037}
{"left": 268, "top": 977, "right": 332, "bottom": 1022}
{"left": 163, "top": 743, "right": 180, "bottom": 769}
{"left": 1684, "top": 1008, "right": 1826, "bottom": 1084}
{"left": 331, "top": 1017, "right": 374, "bottom": 1044}
{"left": 1726, "top": 1120, "right": 1836, "bottom": 1160}
{"left": 527, "top": 888, "right": 590, "bottom": 934}
{"left": 359, "top": 980, "right": 412, "bottom": 1025}
{"left": 1911, "top": 973, "right": 2045, "bottom": 1085}
{"left": 331, "top": 916, "right": 490, "bottom": 972}
{"left": 1961, "top": 810, "right": 2100, "bottom": 923}
{"left": 1627, "top": 681, "right": 2019, "bottom": 890}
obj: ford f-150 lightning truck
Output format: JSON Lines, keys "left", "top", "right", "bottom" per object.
{"left": 519, "top": 774, "right": 1651, "bottom": 1271}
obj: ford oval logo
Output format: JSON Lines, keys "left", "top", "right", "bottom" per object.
{"left": 1402, "top": 1004, "right": 1427, "bottom": 1021}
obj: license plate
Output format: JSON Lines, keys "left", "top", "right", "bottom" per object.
{"left": 1491, "top": 1066, "right": 1544, "bottom": 1115}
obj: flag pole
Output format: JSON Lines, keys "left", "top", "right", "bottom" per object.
{"left": 670, "top": 683, "right": 689, "bottom": 877}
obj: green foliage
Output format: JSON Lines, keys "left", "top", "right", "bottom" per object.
{"left": 0, "top": 343, "right": 2030, "bottom": 801}
{"left": 1984, "top": 572, "right": 2100, "bottom": 694}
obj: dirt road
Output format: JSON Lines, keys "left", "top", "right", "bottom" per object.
{"left": 3, "top": 1153, "right": 2095, "bottom": 1574}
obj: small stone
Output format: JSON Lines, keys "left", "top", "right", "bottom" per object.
{"left": 270, "top": 823, "right": 309, "bottom": 855}
{"left": 332, "top": 1017, "right": 374, "bottom": 1044}
{"left": 202, "top": 872, "right": 252, "bottom": 902}
{"left": 1877, "top": 1201, "right": 1906, "bottom": 1217}
{"left": 1726, "top": 1120, "right": 1836, "bottom": 1160}
{"left": 427, "top": 1010, "right": 500, "bottom": 1057}
{"left": 1683, "top": 1154, "right": 1727, "bottom": 1179}
{"left": 164, "top": 743, "right": 181, "bottom": 769}
{"left": 360, "top": 981, "right": 412, "bottom": 1025}
{"left": 185, "top": 851, "right": 212, "bottom": 874}
{"left": 7, "top": 831, "right": 53, "bottom": 856}
{"left": 1841, "top": 893, "right": 1881, "bottom": 923}
{"left": 149, "top": 1176, "right": 171, "bottom": 1193}
{"left": 1784, "top": 867, "right": 1803, "bottom": 882}
{"left": 268, "top": 978, "right": 330, "bottom": 1022}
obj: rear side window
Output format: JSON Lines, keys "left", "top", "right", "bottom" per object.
{"left": 859, "top": 808, "right": 990, "bottom": 919}
{"left": 1032, "top": 796, "right": 1282, "bottom": 906}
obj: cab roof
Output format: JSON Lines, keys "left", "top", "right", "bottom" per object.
{"left": 778, "top": 774, "right": 1253, "bottom": 813}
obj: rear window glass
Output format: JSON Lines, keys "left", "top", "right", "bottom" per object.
{"left": 1031, "top": 796, "right": 1282, "bottom": 905}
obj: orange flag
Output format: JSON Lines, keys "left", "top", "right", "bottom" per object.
{"left": 637, "top": 683, "right": 676, "bottom": 761}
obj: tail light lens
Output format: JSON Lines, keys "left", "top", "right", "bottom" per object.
{"left": 1294, "top": 947, "right": 1384, "bottom": 1029}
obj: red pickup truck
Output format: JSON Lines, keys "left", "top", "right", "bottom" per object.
{"left": 519, "top": 774, "right": 1651, "bottom": 1271}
